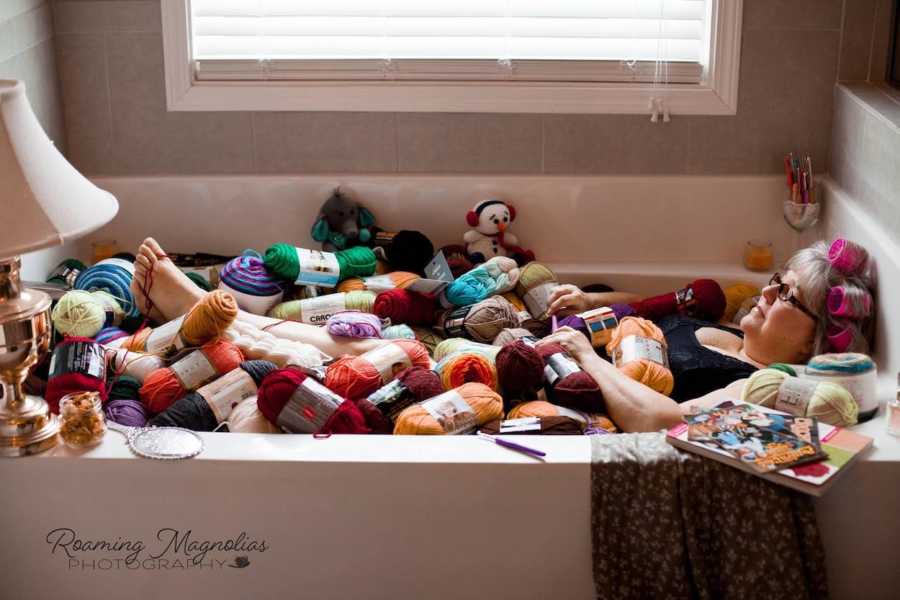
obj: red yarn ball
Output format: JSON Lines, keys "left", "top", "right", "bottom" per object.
{"left": 496, "top": 339, "right": 544, "bottom": 397}
{"left": 356, "top": 366, "right": 443, "bottom": 433}
{"left": 45, "top": 337, "right": 108, "bottom": 414}
{"left": 632, "top": 279, "right": 726, "bottom": 322}
{"left": 325, "top": 339, "right": 431, "bottom": 399}
{"left": 536, "top": 342, "right": 605, "bottom": 414}
{"left": 257, "top": 368, "right": 369, "bottom": 434}
{"left": 374, "top": 289, "right": 437, "bottom": 326}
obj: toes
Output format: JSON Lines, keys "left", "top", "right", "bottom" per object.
{"left": 135, "top": 254, "right": 152, "bottom": 272}
{"left": 143, "top": 237, "right": 168, "bottom": 261}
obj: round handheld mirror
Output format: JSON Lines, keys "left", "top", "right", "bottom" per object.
{"left": 107, "top": 421, "right": 203, "bottom": 460}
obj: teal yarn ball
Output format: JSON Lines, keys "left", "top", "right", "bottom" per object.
{"left": 382, "top": 324, "right": 416, "bottom": 340}
{"left": 444, "top": 267, "right": 498, "bottom": 306}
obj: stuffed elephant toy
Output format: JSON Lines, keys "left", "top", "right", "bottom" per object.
{"left": 310, "top": 189, "right": 376, "bottom": 252}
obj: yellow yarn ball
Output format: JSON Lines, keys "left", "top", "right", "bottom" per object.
{"left": 722, "top": 283, "right": 761, "bottom": 323}
{"left": 433, "top": 338, "right": 499, "bottom": 363}
{"left": 741, "top": 368, "right": 859, "bottom": 427}
{"left": 51, "top": 290, "right": 107, "bottom": 337}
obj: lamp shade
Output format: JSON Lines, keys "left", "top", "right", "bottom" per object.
{"left": 0, "top": 80, "right": 118, "bottom": 258}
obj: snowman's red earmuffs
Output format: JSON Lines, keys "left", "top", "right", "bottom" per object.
{"left": 466, "top": 200, "right": 516, "bottom": 227}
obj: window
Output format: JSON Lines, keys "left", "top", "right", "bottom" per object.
{"left": 161, "top": 0, "right": 742, "bottom": 114}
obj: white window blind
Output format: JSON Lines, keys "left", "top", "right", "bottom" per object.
{"left": 190, "top": 0, "right": 709, "bottom": 83}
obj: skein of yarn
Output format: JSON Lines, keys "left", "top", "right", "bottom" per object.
{"left": 491, "top": 328, "right": 532, "bottom": 346}
{"left": 508, "top": 400, "right": 617, "bottom": 433}
{"left": 358, "top": 366, "right": 444, "bottom": 433}
{"left": 411, "top": 326, "right": 445, "bottom": 355}
{"left": 442, "top": 257, "right": 520, "bottom": 306}
{"left": 223, "top": 319, "right": 327, "bottom": 368}
{"left": 804, "top": 353, "right": 878, "bottom": 420}
{"left": 95, "top": 327, "right": 129, "bottom": 345}
{"left": 393, "top": 382, "right": 503, "bottom": 435}
{"left": 326, "top": 311, "right": 383, "bottom": 338}
{"left": 373, "top": 289, "right": 437, "bottom": 326}
{"left": 722, "top": 283, "right": 761, "bottom": 323}
{"left": 382, "top": 324, "right": 415, "bottom": 340}
{"left": 257, "top": 368, "right": 370, "bottom": 434}
{"left": 139, "top": 339, "right": 244, "bottom": 414}
{"left": 606, "top": 317, "right": 674, "bottom": 396}
{"left": 264, "top": 243, "right": 377, "bottom": 286}
{"left": 46, "top": 337, "right": 108, "bottom": 414}
{"left": 219, "top": 255, "right": 284, "bottom": 315}
{"left": 630, "top": 279, "right": 726, "bottom": 323}
{"left": 325, "top": 339, "right": 431, "bottom": 399}
{"left": 74, "top": 258, "right": 139, "bottom": 318}
{"left": 108, "top": 375, "right": 141, "bottom": 402}
{"left": 268, "top": 291, "right": 376, "bottom": 326}
{"left": 337, "top": 271, "right": 420, "bottom": 293}
{"left": 515, "top": 262, "right": 558, "bottom": 321}
{"left": 370, "top": 229, "right": 435, "bottom": 273}
{"left": 186, "top": 271, "right": 214, "bottom": 291}
{"left": 496, "top": 338, "right": 544, "bottom": 403}
{"left": 434, "top": 348, "right": 498, "bottom": 391}
{"left": 741, "top": 368, "right": 858, "bottom": 427}
{"left": 536, "top": 342, "right": 605, "bottom": 413}
{"left": 435, "top": 296, "right": 520, "bottom": 343}
{"left": 480, "top": 415, "right": 584, "bottom": 435}
{"left": 441, "top": 244, "right": 475, "bottom": 279}
{"left": 559, "top": 307, "right": 619, "bottom": 348}
{"left": 103, "top": 399, "right": 147, "bottom": 427}
{"left": 149, "top": 360, "right": 277, "bottom": 430}
{"left": 107, "top": 348, "right": 165, "bottom": 383}
{"left": 51, "top": 290, "right": 108, "bottom": 338}
{"left": 228, "top": 396, "right": 283, "bottom": 433}
{"left": 433, "top": 338, "right": 500, "bottom": 363}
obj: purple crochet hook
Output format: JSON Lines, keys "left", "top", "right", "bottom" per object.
{"left": 476, "top": 431, "right": 546, "bottom": 460}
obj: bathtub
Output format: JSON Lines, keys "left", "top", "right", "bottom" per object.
{"left": 6, "top": 175, "right": 899, "bottom": 599}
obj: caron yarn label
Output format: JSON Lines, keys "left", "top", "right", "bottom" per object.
{"left": 170, "top": 350, "right": 219, "bottom": 391}
{"left": 280, "top": 378, "right": 344, "bottom": 433}
{"left": 144, "top": 315, "right": 187, "bottom": 354}
{"left": 442, "top": 305, "right": 473, "bottom": 338}
{"left": 522, "top": 282, "right": 555, "bottom": 318}
{"left": 775, "top": 377, "right": 818, "bottom": 416}
{"left": 50, "top": 341, "right": 106, "bottom": 380}
{"left": 365, "top": 343, "right": 413, "bottom": 384}
{"left": 613, "top": 336, "right": 668, "bottom": 368}
{"left": 421, "top": 390, "right": 477, "bottom": 435}
{"left": 579, "top": 307, "right": 618, "bottom": 347}
{"left": 294, "top": 248, "right": 340, "bottom": 287}
{"left": 543, "top": 352, "right": 581, "bottom": 387}
{"left": 198, "top": 369, "right": 259, "bottom": 423}
{"left": 367, "top": 379, "right": 414, "bottom": 422}
{"left": 300, "top": 293, "right": 348, "bottom": 326}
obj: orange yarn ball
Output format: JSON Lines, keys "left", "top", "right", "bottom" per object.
{"left": 393, "top": 382, "right": 503, "bottom": 435}
{"left": 435, "top": 352, "right": 498, "bottom": 391}
{"left": 139, "top": 339, "right": 244, "bottom": 414}
{"left": 606, "top": 316, "right": 674, "bottom": 396}
{"left": 336, "top": 271, "right": 420, "bottom": 293}
{"left": 325, "top": 339, "right": 431, "bottom": 399}
{"left": 121, "top": 290, "right": 238, "bottom": 352}
{"left": 508, "top": 400, "right": 617, "bottom": 432}
{"left": 337, "top": 278, "right": 365, "bottom": 293}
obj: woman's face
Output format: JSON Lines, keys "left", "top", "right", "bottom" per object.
{"left": 740, "top": 269, "right": 817, "bottom": 365}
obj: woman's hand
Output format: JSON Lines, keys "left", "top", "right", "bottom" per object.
{"left": 537, "top": 327, "right": 596, "bottom": 364}
{"left": 547, "top": 284, "right": 591, "bottom": 317}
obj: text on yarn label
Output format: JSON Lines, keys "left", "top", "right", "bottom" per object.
{"left": 50, "top": 341, "right": 106, "bottom": 380}
{"left": 170, "top": 349, "right": 219, "bottom": 391}
{"left": 295, "top": 248, "right": 340, "bottom": 287}
{"left": 144, "top": 315, "right": 187, "bottom": 355}
{"left": 198, "top": 368, "right": 259, "bottom": 423}
{"left": 299, "top": 293, "right": 347, "bottom": 325}
{"left": 421, "top": 390, "right": 477, "bottom": 434}
{"left": 613, "top": 335, "right": 668, "bottom": 369}
{"left": 522, "top": 282, "right": 555, "bottom": 319}
{"left": 365, "top": 343, "right": 413, "bottom": 384}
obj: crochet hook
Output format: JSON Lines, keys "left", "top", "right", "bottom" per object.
{"left": 476, "top": 431, "right": 546, "bottom": 460}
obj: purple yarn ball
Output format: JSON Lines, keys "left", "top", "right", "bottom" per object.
{"left": 325, "top": 311, "right": 382, "bottom": 339}
{"left": 610, "top": 303, "right": 637, "bottom": 319}
{"left": 104, "top": 399, "right": 148, "bottom": 427}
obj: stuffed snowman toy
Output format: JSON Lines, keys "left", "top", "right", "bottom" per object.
{"left": 464, "top": 199, "right": 519, "bottom": 263}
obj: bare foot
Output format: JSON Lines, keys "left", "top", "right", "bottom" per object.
{"left": 131, "top": 238, "right": 204, "bottom": 321}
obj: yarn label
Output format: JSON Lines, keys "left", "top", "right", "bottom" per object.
{"left": 295, "top": 248, "right": 340, "bottom": 287}
{"left": 775, "top": 377, "right": 818, "bottom": 416}
{"left": 280, "top": 378, "right": 344, "bottom": 433}
{"left": 198, "top": 369, "right": 259, "bottom": 423}
{"left": 500, "top": 417, "right": 541, "bottom": 433}
{"left": 363, "top": 275, "right": 398, "bottom": 292}
{"left": 407, "top": 278, "right": 449, "bottom": 295}
{"left": 544, "top": 352, "right": 581, "bottom": 387}
{"left": 367, "top": 379, "right": 414, "bottom": 422}
{"left": 299, "top": 294, "right": 347, "bottom": 326}
{"left": 579, "top": 307, "right": 618, "bottom": 348}
{"left": 421, "top": 390, "right": 477, "bottom": 435}
{"left": 442, "top": 305, "right": 473, "bottom": 338}
{"left": 674, "top": 286, "right": 696, "bottom": 314}
{"left": 170, "top": 350, "right": 219, "bottom": 391}
{"left": 523, "top": 282, "right": 555, "bottom": 319}
{"left": 49, "top": 341, "right": 106, "bottom": 380}
{"left": 366, "top": 343, "right": 413, "bottom": 384}
{"left": 613, "top": 336, "right": 668, "bottom": 369}
{"left": 144, "top": 315, "right": 186, "bottom": 354}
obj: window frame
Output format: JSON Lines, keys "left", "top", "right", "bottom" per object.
{"left": 161, "top": 0, "right": 743, "bottom": 115}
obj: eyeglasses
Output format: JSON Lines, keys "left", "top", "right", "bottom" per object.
{"left": 768, "top": 273, "right": 818, "bottom": 323}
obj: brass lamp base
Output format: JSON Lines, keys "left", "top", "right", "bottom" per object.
{"left": 0, "top": 256, "right": 59, "bottom": 457}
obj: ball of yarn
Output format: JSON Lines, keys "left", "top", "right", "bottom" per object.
{"left": 223, "top": 319, "right": 327, "bottom": 369}
{"left": 228, "top": 396, "right": 282, "bottom": 433}
{"left": 268, "top": 291, "right": 376, "bottom": 324}
{"left": 46, "top": 337, "right": 108, "bottom": 414}
{"left": 536, "top": 342, "right": 605, "bottom": 413}
{"left": 440, "top": 244, "right": 475, "bottom": 279}
{"left": 515, "top": 262, "right": 558, "bottom": 321}
{"left": 723, "top": 283, "right": 761, "bottom": 323}
{"left": 95, "top": 327, "right": 129, "bottom": 345}
{"left": 382, "top": 324, "right": 415, "bottom": 340}
{"left": 437, "top": 296, "right": 520, "bottom": 343}
{"left": 434, "top": 350, "right": 498, "bottom": 391}
{"left": 433, "top": 338, "right": 500, "bottom": 363}
{"left": 741, "top": 368, "right": 858, "bottom": 427}
{"left": 496, "top": 339, "right": 544, "bottom": 400}
{"left": 372, "top": 229, "right": 435, "bottom": 273}
{"left": 140, "top": 339, "right": 244, "bottom": 414}
{"left": 411, "top": 326, "right": 444, "bottom": 355}
{"left": 326, "top": 311, "right": 383, "bottom": 338}
{"left": 373, "top": 289, "right": 437, "bottom": 326}
{"left": 121, "top": 290, "right": 239, "bottom": 352}
{"left": 337, "top": 271, "right": 420, "bottom": 293}
{"left": 443, "top": 257, "right": 520, "bottom": 306}
{"left": 149, "top": 360, "right": 277, "bottom": 430}
{"left": 480, "top": 415, "right": 585, "bottom": 435}
{"left": 108, "top": 349, "right": 165, "bottom": 383}
{"left": 74, "top": 259, "right": 139, "bottom": 318}
{"left": 492, "top": 328, "right": 532, "bottom": 346}
{"left": 357, "top": 366, "right": 444, "bottom": 433}
{"left": 806, "top": 352, "right": 875, "bottom": 374}
{"left": 804, "top": 352, "right": 877, "bottom": 418}
{"left": 606, "top": 317, "right": 674, "bottom": 396}
{"left": 108, "top": 375, "right": 141, "bottom": 402}
{"left": 325, "top": 339, "right": 431, "bottom": 399}
{"left": 91, "top": 290, "right": 125, "bottom": 327}
{"left": 103, "top": 399, "right": 147, "bottom": 427}
{"left": 219, "top": 255, "right": 284, "bottom": 314}
{"left": 263, "top": 244, "right": 377, "bottom": 282}
{"left": 508, "top": 400, "right": 617, "bottom": 433}
{"left": 186, "top": 271, "right": 214, "bottom": 291}
{"left": 393, "top": 382, "right": 502, "bottom": 435}
{"left": 52, "top": 290, "right": 107, "bottom": 338}
{"left": 257, "top": 368, "right": 369, "bottom": 434}
{"left": 632, "top": 279, "right": 726, "bottom": 322}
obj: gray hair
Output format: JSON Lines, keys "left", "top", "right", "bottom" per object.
{"left": 785, "top": 240, "right": 876, "bottom": 356}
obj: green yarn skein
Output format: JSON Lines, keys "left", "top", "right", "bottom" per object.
{"left": 263, "top": 243, "right": 377, "bottom": 282}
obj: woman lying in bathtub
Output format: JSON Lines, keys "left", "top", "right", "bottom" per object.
{"left": 131, "top": 238, "right": 874, "bottom": 433}
{"left": 542, "top": 240, "right": 875, "bottom": 431}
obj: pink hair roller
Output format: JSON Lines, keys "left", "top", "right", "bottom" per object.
{"left": 826, "top": 323, "right": 855, "bottom": 353}
{"left": 828, "top": 239, "right": 868, "bottom": 275}
{"left": 826, "top": 286, "right": 872, "bottom": 319}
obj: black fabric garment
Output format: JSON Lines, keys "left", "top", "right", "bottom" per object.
{"left": 659, "top": 315, "right": 758, "bottom": 402}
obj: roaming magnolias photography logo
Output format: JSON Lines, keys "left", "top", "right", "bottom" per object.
{"left": 45, "top": 528, "right": 268, "bottom": 571}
